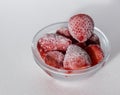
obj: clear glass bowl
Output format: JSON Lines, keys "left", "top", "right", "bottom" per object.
{"left": 31, "top": 22, "right": 110, "bottom": 81}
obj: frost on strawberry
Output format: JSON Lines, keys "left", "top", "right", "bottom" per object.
{"left": 68, "top": 14, "right": 94, "bottom": 43}
{"left": 37, "top": 42, "right": 46, "bottom": 59}
{"left": 37, "top": 33, "right": 72, "bottom": 52}
{"left": 45, "top": 51, "right": 64, "bottom": 68}
{"left": 63, "top": 44, "right": 91, "bottom": 70}
{"left": 56, "top": 27, "right": 72, "bottom": 38}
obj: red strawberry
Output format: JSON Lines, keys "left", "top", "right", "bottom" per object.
{"left": 56, "top": 27, "right": 71, "bottom": 38}
{"left": 68, "top": 14, "right": 94, "bottom": 43}
{"left": 37, "top": 42, "right": 46, "bottom": 59}
{"left": 45, "top": 51, "right": 64, "bottom": 68}
{"left": 86, "top": 33, "right": 100, "bottom": 46}
{"left": 63, "top": 44, "right": 91, "bottom": 70}
{"left": 38, "top": 33, "right": 72, "bottom": 52}
{"left": 85, "top": 45, "right": 104, "bottom": 66}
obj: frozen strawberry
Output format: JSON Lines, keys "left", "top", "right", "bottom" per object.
{"left": 63, "top": 44, "right": 91, "bottom": 70}
{"left": 38, "top": 33, "right": 72, "bottom": 52}
{"left": 37, "top": 42, "right": 46, "bottom": 59}
{"left": 45, "top": 51, "right": 64, "bottom": 68}
{"left": 56, "top": 27, "right": 71, "bottom": 38}
{"left": 55, "top": 34, "right": 72, "bottom": 51}
{"left": 68, "top": 14, "right": 94, "bottom": 43}
{"left": 86, "top": 33, "right": 100, "bottom": 46}
{"left": 85, "top": 45, "right": 104, "bottom": 66}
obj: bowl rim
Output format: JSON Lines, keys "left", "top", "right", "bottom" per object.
{"left": 31, "top": 22, "right": 110, "bottom": 75}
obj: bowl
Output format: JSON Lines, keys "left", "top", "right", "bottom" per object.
{"left": 31, "top": 22, "right": 110, "bottom": 81}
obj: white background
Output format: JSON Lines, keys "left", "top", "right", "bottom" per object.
{"left": 0, "top": 0, "right": 120, "bottom": 95}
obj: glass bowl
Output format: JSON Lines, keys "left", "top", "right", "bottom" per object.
{"left": 31, "top": 22, "right": 110, "bottom": 81}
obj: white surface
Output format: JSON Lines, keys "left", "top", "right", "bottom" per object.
{"left": 0, "top": 0, "right": 120, "bottom": 95}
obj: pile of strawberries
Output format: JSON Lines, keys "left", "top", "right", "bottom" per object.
{"left": 37, "top": 14, "right": 104, "bottom": 70}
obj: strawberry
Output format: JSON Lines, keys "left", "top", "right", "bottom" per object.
{"left": 45, "top": 51, "right": 64, "bottom": 68}
{"left": 68, "top": 14, "right": 94, "bottom": 43}
{"left": 85, "top": 45, "right": 104, "bottom": 66}
{"left": 37, "top": 42, "right": 46, "bottom": 59}
{"left": 37, "top": 33, "right": 72, "bottom": 52}
{"left": 63, "top": 44, "right": 91, "bottom": 70}
{"left": 86, "top": 33, "right": 100, "bottom": 46}
{"left": 56, "top": 27, "right": 72, "bottom": 38}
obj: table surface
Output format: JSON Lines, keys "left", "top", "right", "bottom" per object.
{"left": 0, "top": 0, "right": 120, "bottom": 95}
